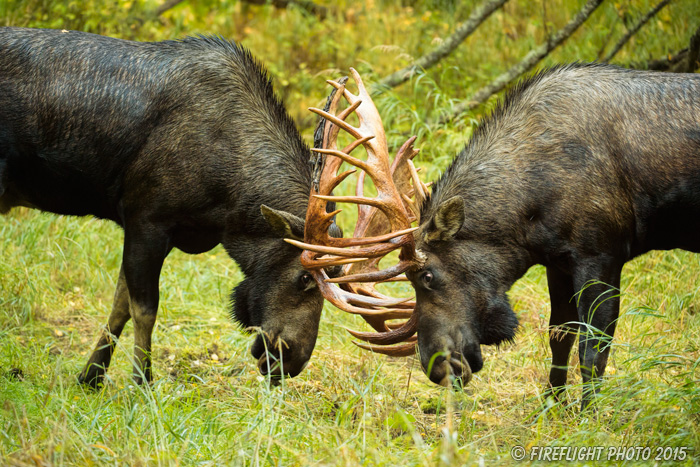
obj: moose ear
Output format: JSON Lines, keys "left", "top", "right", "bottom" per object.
{"left": 424, "top": 196, "right": 465, "bottom": 243}
{"left": 260, "top": 205, "right": 305, "bottom": 240}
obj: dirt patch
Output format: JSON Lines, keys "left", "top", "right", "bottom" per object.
{"left": 159, "top": 342, "right": 230, "bottom": 381}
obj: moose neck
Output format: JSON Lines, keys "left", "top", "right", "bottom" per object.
{"left": 227, "top": 70, "right": 313, "bottom": 227}
{"left": 199, "top": 39, "right": 316, "bottom": 239}
{"left": 427, "top": 141, "right": 531, "bottom": 242}
{"left": 203, "top": 39, "right": 315, "bottom": 270}
{"left": 421, "top": 89, "right": 553, "bottom": 282}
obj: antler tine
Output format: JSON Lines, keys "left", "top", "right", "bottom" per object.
{"left": 407, "top": 160, "right": 428, "bottom": 207}
{"left": 386, "top": 320, "right": 412, "bottom": 329}
{"left": 345, "top": 312, "right": 418, "bottom": 345}
{"left": 342, "top": 135, "right": 374, "bottom": 156}
{"left": 351, "top": 284, "right": 415, "bottom": 308}
{"left": 307, "top": 256, "right": 369, "bottom": 268}
{"left": 377, "top": 274, "right": 410, "bottom": 283}
{"left": 309, "top": 107, "right": 363, "bottom": 142}
{"left": 326, "top": 259, "right": 414, "bottom": 283}
{"left": 287, "top": 236, "right": 411, "bottom": 262}
{"left": 285, "top": 226, "right": 417, "bottom": 254}
{"left": 347, "top": 329, "right": 418, "bottom": 345}
{"left": 330, "top": 169, "right": 357, "bottom": 191}
{"left": 309, "top": 269, "right": 407, "bottom": 310}
{"left": 338, "top": 98, "right": 363, "bottom": 121}
{"left": 352, "top": 341, "right": 417, "bottom": 357}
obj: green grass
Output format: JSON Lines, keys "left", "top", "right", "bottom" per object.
{"left": 2, "top": 0, "right": 700, "bottom": 465}
{"left": 1, "top": 212, "right": 699, "bottom": 465}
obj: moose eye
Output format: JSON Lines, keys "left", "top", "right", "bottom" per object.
{"left": 421, "top": 271, "right": 434, "bottom": 287}
{"left": 299, "top": 272, "right": 314, "bottom": 289}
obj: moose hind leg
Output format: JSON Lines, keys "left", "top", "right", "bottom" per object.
{"left": 78, "top": 265, "right": 131, "bottom": 389}
{"left": 545, "top": 267, "right": 579, "bottom": 400}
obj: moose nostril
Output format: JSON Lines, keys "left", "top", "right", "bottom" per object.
{"left": 464, "top": 349, "right": 483, "bottom": 374}
{"left": 449, "top": 353, "right": 465, "bottom": 375}
{"left": 251, "top": 338, "right": 265, "bottom": 360}
{"left": 449, "top": 352, "right": 472, "bottom": 385}
{"left": 257, "top": 355, "right": 282, "bottom": 375}
{"left": 257, "top": 357, "right": 268, "bottom": 374}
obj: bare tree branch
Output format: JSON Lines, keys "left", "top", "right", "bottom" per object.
{"left": 131, "top": 0, "right": 185, "bottom": 27}
{"left": 601, "top": 0, "right": 672, "bottom": 63}
{"left": 373, "top": 0, "right": 509, "bottom": 92}
{"left": 645, "top": 25, "right": 700, "bottom": 72}
{"left": 647, "top": 48, "right": 688, "bottom": 70}
{"left": 441, "top": 0, "right": 604, "bottom": 123}
{"left": 154, "top": 0, "right": 185, "bottom": 17}
{"left": 241, "top": 0, "right": 329, "bottom": 19}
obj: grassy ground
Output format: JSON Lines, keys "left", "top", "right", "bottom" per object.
{"left": 2, "top": 0, "right": 700, "bottom": 465}
{"left": 1, "top": 210, "right": 699, "bottom": 466}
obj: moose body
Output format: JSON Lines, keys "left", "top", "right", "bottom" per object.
{"left": 408, "top": 64, "right": 700, "bottom": 405}
{"left": 0, "top": 27, "right": 330, "bottom": 386}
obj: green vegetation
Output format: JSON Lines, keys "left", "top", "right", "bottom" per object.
{"left": 1, "top": 1, "right": 699, "bottom": 465}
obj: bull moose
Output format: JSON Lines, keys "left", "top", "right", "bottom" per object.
{"left": 405, "top": 63, "right": 700, "bottom": 406}
{"left": 297, "top": 63, "right": 699, "bottom": 409}
{"left": 0, "top": 27, "right": 339, "bottom": 387}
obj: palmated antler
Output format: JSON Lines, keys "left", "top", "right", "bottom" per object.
{"left": 286, "top": 68, "right": 429, "bottom": 357}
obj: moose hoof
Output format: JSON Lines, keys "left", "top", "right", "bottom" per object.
{"left": 543, "top": 384, "right": 567, "bottom": 402}
{"left": 132, "top": 370, "right": 153, "bottom": 386}
{"left": 77, "top": 366, "right": 106, "bottom": 390}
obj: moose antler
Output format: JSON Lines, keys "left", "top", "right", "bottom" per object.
{"left": 285, "top": 68, "right": 428, "bottom": 357}
{"left": 338, "top": 136, "right": 429, "bottom": 355}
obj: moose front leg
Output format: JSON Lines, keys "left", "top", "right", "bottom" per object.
{"left": 78, "top": 265, "right": 131, "bottom": 388}
{"left": 545, "top": 267, "right": 579, "bottom": 400}
{"left": 572, "top": 256, "right": 623, "bottom": 410}
{"left": 123, "top": 226, "right": 170, "bottom": 385}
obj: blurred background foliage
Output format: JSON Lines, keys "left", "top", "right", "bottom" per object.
{"left": 1, "top": 2, "right": 698, "bottom": 465}
{"left": 1, "top": 0, "right": 697, "bottom": 183}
